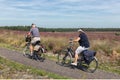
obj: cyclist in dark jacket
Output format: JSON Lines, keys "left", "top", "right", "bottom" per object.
{"left": 71, "top": 29, "right": 90, "bottom": 66}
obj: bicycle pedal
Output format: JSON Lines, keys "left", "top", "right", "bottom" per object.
{"left": 56, "top": 62, "right": 59, "bottom": 64}
{"left": 28, "top": 55, "right": 32, "bottom": 59}
{"left": 70, "top": 65, "right": 75, "bottom": 69}
{"left": 40, "top": 59, "right": 44, "bottom": 62}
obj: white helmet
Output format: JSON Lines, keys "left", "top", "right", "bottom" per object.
{"left": 78, "top": 29, "right": 84, "bottom": 32}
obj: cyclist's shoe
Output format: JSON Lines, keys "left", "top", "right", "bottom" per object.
{"left": 71, "top": 62, "right": 77, "bottom": 66}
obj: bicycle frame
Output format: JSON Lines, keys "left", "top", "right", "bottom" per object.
{"left": 23, "top": 36, "right": 46, "bottom": 61}
{"left": 57, "top": 38, "right": 98, "bottom": 73}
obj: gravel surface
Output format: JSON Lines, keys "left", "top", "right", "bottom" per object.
{"left": 0, "top": 48, "right": 120, "bottom": 79}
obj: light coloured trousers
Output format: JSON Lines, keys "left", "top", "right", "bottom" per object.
{"left": 75, "top": 46, "right": 89, "bottom": 55}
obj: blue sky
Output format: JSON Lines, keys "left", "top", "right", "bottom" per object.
{"left": 0, "top": 0, "right": 120, "bottom": 28}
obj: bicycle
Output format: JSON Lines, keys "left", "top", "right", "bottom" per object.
{"left": 23, "top": 35, "right": 46, "bottom": 62}
{"left": 56, "top": 38, "right": 98, "bottom": 73}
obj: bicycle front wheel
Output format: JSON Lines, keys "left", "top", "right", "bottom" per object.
{"left": 86, "top": 57, "right": 98, "bottom": 73}
{"left": 23, "top": 46, "right": 30, "bottom": 56}
{"left": 57, "top": 50, "right": 72, "bottom": 66}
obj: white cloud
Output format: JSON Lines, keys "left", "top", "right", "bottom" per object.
{"left": 0, "top": 0, "right": 120, "bottom": 27}
{"left": 1, "top": 0, "right": 120, "bottom": 15}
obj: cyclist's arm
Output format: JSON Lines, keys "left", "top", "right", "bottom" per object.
{"left": 28, "top": 32, "right": 31, "bottom": 35}
{"left": 29, "top": 28, "right": 33, "bottom": 36}
{"left": 74, "top": 37, "right": 80, "bottom": 42}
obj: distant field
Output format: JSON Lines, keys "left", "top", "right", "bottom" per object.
{"left": 0, "top": 29, "right": 120, "bottom": 41}
{"left": 40, "top": 32, "right": 120, "bottom": 41}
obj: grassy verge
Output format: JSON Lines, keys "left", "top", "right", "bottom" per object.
{"left": 0, "top": 43, "right": 120, "bottom": 75}
{"left": 0, "top": 55, "right": 68, "bottom": 79}
{"left": 99, "top": 63, "right": 120, "bottom": 74}
{"left": 0, "top": 43, "right": 23, "bottom": 51}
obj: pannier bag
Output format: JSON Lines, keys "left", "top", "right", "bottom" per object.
{"left": 82, "top": 50, "right": 96, "bottom": 64}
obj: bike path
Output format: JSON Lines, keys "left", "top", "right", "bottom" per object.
{"left": 0, "top": 48, "right": 120, "bottom": 79}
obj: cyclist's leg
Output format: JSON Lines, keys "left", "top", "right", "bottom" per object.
{"left": 71, "top": 46, "right": 85, "bottom": 66}
{"left": 30, "top": 44, "right": 34, "bottom": 56}
{"left": 30, "top": 38, "right": 36, "bottom": 56}
{"left": 30, "top": 37, "right": 41, "bottom": 56}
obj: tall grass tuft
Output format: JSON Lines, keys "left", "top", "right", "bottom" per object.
{"left": 91, "top": 39, "right": 113, "bottom": 56}
{"left": 41, "top": 36, "right": 68, "bottom": 51}
{"left": 0, "top": 31, "right": 25, "bottom": 48}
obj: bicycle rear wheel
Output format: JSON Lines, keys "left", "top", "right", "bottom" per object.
{"left": 57, "top": 50, "right": 72, "bottom": 66}
{"left": 37, "top": 49, "right": 46, "bottom": 62}
{"left": 86, "top": 57, "right": 98, "bottom": 73}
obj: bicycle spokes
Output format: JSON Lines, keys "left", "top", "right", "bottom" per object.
{"left": 81, "top": 57, "right": 98, "bottom": 73}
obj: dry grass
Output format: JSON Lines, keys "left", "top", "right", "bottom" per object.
{"left": 0, "top": 30, "right": 120, "bottom": 73}
{"left": 90, "top": 39, "right": 120, "bottom": 73}
{"left": 0, "top": 31, "right": 120, "bottom": 56}
{"left": 91, "top": 39, "right": 113, "bottom": 56}
{"left": 41, "top": 36, "right": 68, "bottom": 51}
{"left": 0, "top": 31, "right": 25, "bottom": 48}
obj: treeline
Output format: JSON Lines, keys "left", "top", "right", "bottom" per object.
{"left": 0, "top": 26, "right": 120, "bottom": 32}
{"left": 0, "top": 26, "right": 31, "bottom": 31}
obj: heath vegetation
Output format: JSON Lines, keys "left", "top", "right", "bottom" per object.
{"left": 0, "top": 29, "right": 120, "bottom": 74}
